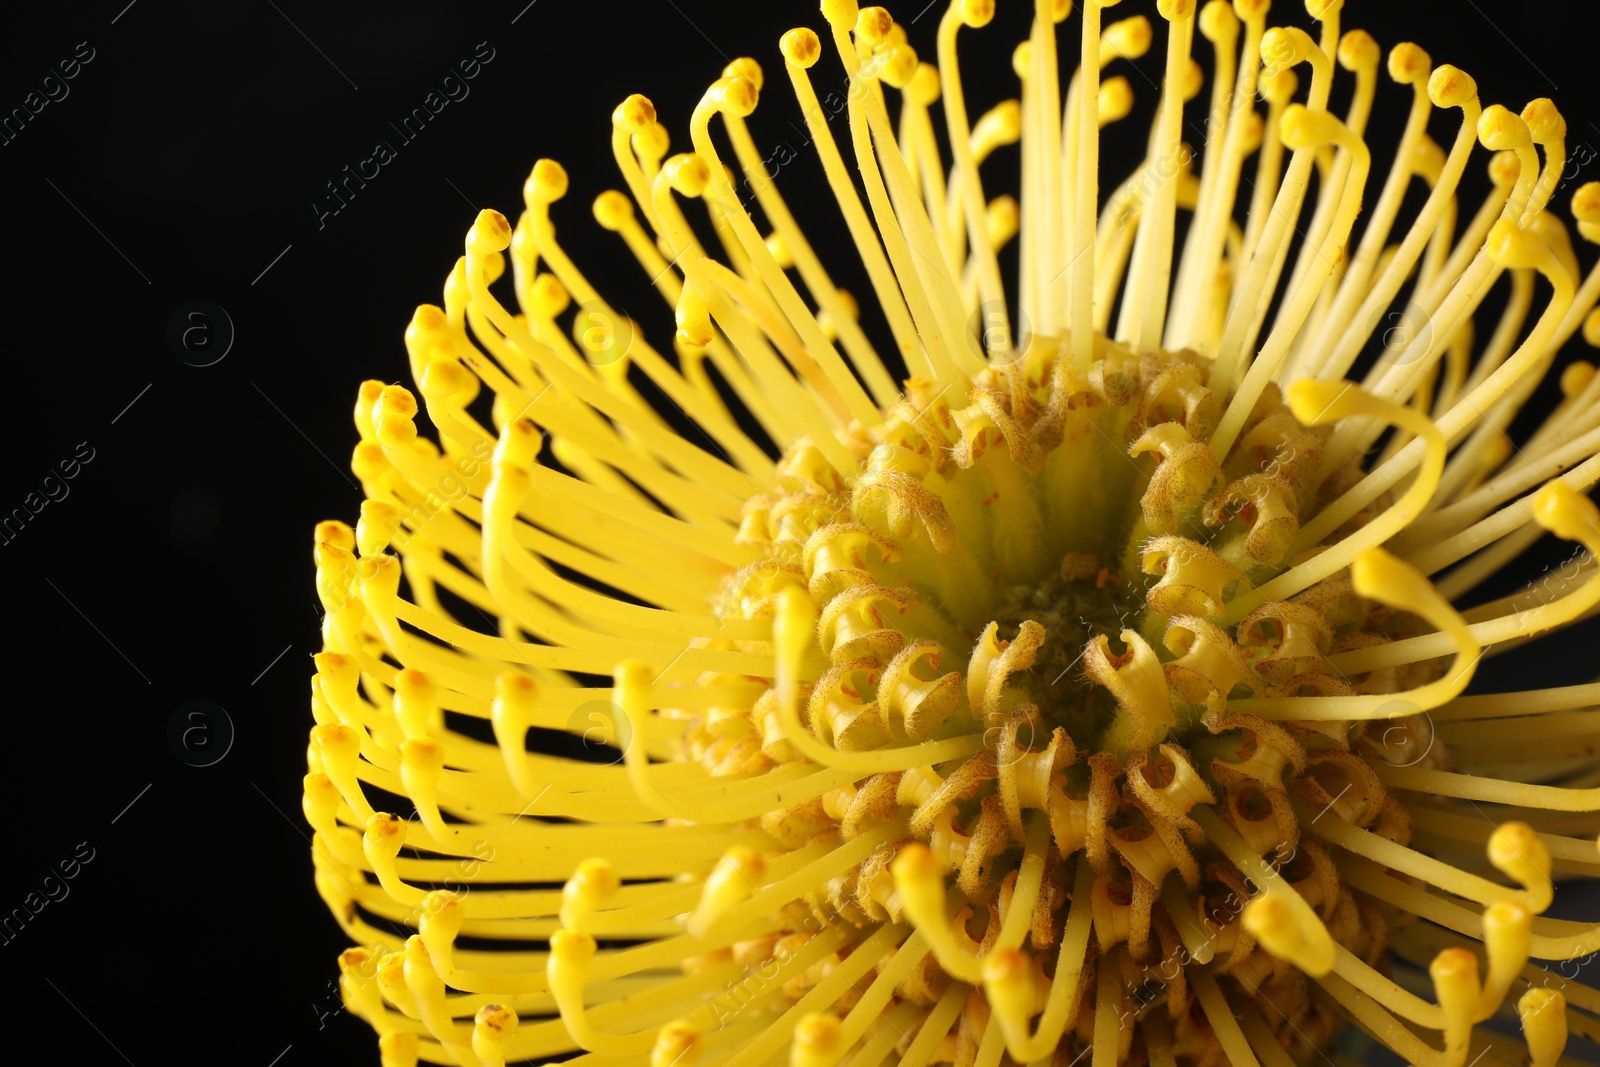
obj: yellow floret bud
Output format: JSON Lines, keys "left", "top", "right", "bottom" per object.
{"left": 363, "top": 811, "right": 407, "bottom": 866}
{"left": 1573, "top": 182, "right": 1600, "bottom": 222}
{"left": 781, "top": 27, "right": 821, "bottom": 68}
{"left": 1479, "top": 105, "right": 1532, "bottom": 152}
{"left": 1487, "top": 820, "right": 1554, "bottom": 911}
{"left": 1262, "top": 26, "right": 1317, "bottom": 70}
{"left": 561, "top": 858, "right": 621, "bottom": 930}
{"left": 526, "top": 158, "right": 569, "bottom": 204}
{"left": 1532, "top": 479, "right": 1600, "bottom": 546}
{"left": 974, "top": 100, "right": 1022, "bottom": 154}
{"left": 713, "top": 76, "right": 758, "bottom": 118}
{"left": 1103, "top": 16, "right": 1152, "bottom": 61}
{"left": 852, "top": 5, "right": 890, "bottom": 42}
{"left": 302, "top": 772, "right": 340, "bottom": 835}
{"left": 316, "top": 517, "right": 358, "bottom": 556}
{"left": 820, "top": 0, "right": 860, "bottom": 28}
{"left": 593, "top": 190, "right": 633, "bottom": 230}
{"left": 1338, "top": 30, "right": 1378, "bottom": 72}
{"left": 1198, "top": 1, "right": 1236, "bottom": 43}
{"left": 1241, "top": 892, "right": 1335, "bottom": 975}
{"left": 1182, "top": 61, "right": 1203, "bottom": 101}
{"left": 981, "top": 947, "right": 1036, "bottom": 1035}
{"left": 879, "top": 43, "right": 919, "bottom": 88}
{"left": 891, "top": 842, "right": 944, "bottom": 918}
{"left": 472, "top": 1004, "right": 520, "bottom": 1067}
{"left": 314, "top": 723, "right": 362, "bottom": 781}
{"left": 1522, "top": 98, "right": 1566, "bottom": 144}
{"left": 723, "top": 57, "right": 762, "bottom": 91}
{"left": 1100, "top": 77, "right": 1134, "bottom": 123}
{"left": 792, "top": 1014, "right": 845, "bottom": 1067}
{"left": 393, "top": 668, "right": 438, "bottom": 739}
{"left": 379, "top": 1031, "right": 419, "bottom": 1067}
{"left": 1489, "top": 149, "right": 1520, "bottom": 187}
{"left": 1388, "top": 42, "right": 1430, "bottom": 85}
{"left": 1287, "top": 378, "right": 1365, "bottom": 424}
{"left": 1518, "top": 988, "right": 1568, "bottom": 1067}
{"left": 664, "top": 153, "right": 710, "bottom": 199}
{"left": 654, "top": 1021, "right": 701, "bottom": 1067}
{"left": 676, "top": 282, "right": 714, "bottom": 349}
{"left": 1429, "top": 948, "right": 1482, "bottom": 1050}
{"left": 1280, "top": 105, "right": 1348, "bottom": 152}
{"left": 686, "top": 847, "right": 765, "bottom": 937}
{"left": 1349, "top": 548, "right": 1430, "bottom": 610}
{"left": 547, "top": 929, "right": 597, "bottom": 1003}
{"left": 1260, "top": 67, "right": 1298, "bottom": 104}
{"left": 468, "top": 209, "right": 512, "bottom": 256}
{"left": 1428, "top": 64, "right": 1476, "bottom": 109}
{"left": 1560, "top": 360, "right": 1595, "bottom": 396}
{"left": 1012, "top": 40, "right": 1032, "bottom": 78}
{"left": 959, "top": 0, "right": 994, "bottom": 29}
{"left": 614, "top": 94, "right": 655, "bottom": 134}
{"left": 1480, "top": 899, "right": 1532, "bottom": 1011}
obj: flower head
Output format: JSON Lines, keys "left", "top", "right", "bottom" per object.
{"left": 306, "top": 2, "right": 1600, "bottom": 1065}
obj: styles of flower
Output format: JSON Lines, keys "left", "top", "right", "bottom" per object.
{"left": 303, "top": 2, "right": 1600, "bottom": 1065}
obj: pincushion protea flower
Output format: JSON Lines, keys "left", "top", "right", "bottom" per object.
{"left": 303, "top": 0, "right": 1600, "bottom": 1063}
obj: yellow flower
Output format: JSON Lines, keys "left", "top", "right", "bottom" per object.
{"left": 304, "top": 2, "right": 1600, "bottom": 1065}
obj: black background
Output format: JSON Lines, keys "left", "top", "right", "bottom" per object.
{"left": 2, "top": 1, "right": 1597, "bottom": 1064}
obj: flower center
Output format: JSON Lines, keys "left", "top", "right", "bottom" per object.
{"left": 989, "top": 556, "right": 1147, "bottom": 741}
{"left": 683, "top": 326, "right": 1509, "bottom": 1063}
